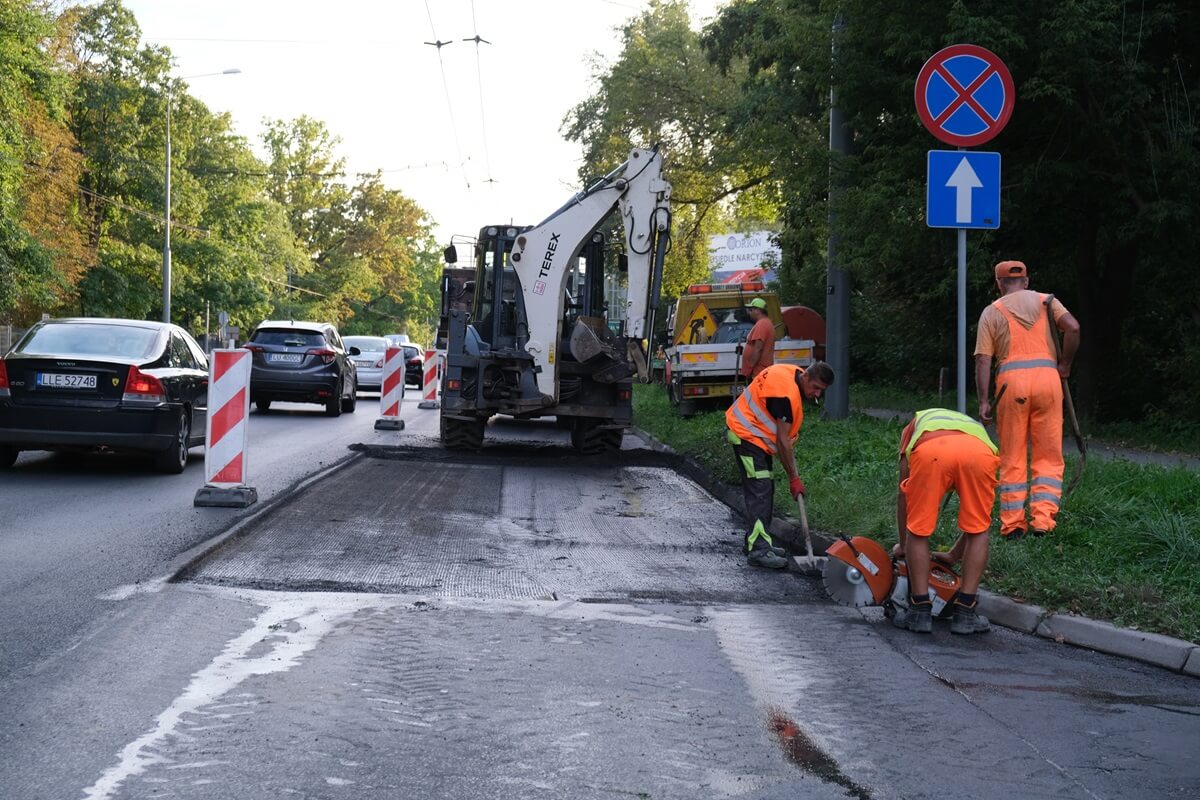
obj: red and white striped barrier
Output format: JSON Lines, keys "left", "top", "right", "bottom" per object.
{"left": 374, "top": 346, "right": 406, "bottom": 431}
{"left": 418, "top": 350, "right": 440, "bottom": 409}
{"left": 194, "top": 349, "right": 257, "bottom": 508}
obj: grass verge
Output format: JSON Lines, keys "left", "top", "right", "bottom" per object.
{"left": 634, "top": 383, "right": 1200, "bottom": 642}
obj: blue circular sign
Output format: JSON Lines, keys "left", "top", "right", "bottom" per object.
{"left": 915, "top": 44, "right": 1015, "bottom": 147}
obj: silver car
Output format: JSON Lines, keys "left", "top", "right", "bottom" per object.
{"left": 343, "top": 336, "right": 391, "bottom": 393}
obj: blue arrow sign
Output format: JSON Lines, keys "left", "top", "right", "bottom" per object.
{"left": 926, "top": 150, "right": 1000, "bottom": 229}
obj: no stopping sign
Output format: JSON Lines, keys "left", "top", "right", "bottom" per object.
{"left": 915, "top": 44, "right": 1014, "bottom": 147}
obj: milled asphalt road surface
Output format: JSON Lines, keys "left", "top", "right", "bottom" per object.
{"left": 3, "top": 432, "right": 1198, "bottom": 800}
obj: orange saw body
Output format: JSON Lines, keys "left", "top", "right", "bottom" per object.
{"left": 822, "top": 535, "right": 961, "bottom": 618}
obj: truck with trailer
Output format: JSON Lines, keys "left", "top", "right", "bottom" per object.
{"left": 663, "top": 282, "right": 816, "bottom": 417}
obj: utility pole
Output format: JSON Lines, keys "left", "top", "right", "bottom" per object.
{"left": 825, "top": 13, "right": 850, "bottom": 419}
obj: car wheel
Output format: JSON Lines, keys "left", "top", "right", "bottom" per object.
{"left": 0, "top": 444, "right": 17, "bottom": 469}
{"left": 154, "top": 409, "right": 190, "bottom": 474}
{"left": 256, "top": 399, "right": 271, "bottom": 413}
{"left": 325, "top": 383, "right": 343, "bottom": 417}
{"left": 342, "top": 380, "right": 357, "bottom": 413}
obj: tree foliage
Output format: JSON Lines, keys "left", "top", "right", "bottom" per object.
{"left": 0, "top": 0, "right": 77, "bottom": 319}
{"left": 0, "top": 0, "right": 440, "bottom": 346}
{"left": 562, "top": 0, "right": 777, "bottom": 302}
{"left": 699, "top": 0, "right": 1200, "bottom": 422}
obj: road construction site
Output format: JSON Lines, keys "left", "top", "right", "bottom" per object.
{"left": 3, "top": 411, "right": 1198, "bottom": 800}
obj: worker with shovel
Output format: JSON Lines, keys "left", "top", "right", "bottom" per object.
{"left": 975, "top": 260, "right": 1081, "bottom": 539}
{"left": 893, "top": 408, "right": 1000, "bottom": 634}
{"left": 726, "top": 361, "right": 834, "bottom": 569}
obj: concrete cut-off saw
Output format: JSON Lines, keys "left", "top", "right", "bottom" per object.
{"left": 821, "top": 534, "right": 961, "bottom": 618}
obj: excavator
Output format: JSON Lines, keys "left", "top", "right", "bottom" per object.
{"left": 438, "top": 146, "right": 672, "bottom": 453}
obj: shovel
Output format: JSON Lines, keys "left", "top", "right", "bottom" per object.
{"left": 792, "top": 492, "right": 824, "bottom": 575}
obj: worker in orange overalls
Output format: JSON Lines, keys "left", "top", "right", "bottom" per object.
{"left": 725, "top": 361, "right": 835, "bottom": 568}
{"left": 975, "top": 260, "right": 1080, "bottom": 539}
{"left": 893, "top": 408, "right": 999, "bottom": 634}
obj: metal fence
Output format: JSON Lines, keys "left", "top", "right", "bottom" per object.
{"left": 1, "top": 326, "right": 28, "bottom": 354}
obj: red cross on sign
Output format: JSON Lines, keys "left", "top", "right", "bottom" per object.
{"left": 915, "top": 44, "right": 1015, "bottom": 147}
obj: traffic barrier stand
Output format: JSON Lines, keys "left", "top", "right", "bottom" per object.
{"left": 374, "top": 346, "right": 406, "bottom": 431}
{"left": 194, "top": 349, "right": 258, "bottom": 508}
{"left": 418, "top": 349, "right": 440, "bottom": 409}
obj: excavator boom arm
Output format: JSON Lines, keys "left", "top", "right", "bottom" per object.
{"left": 509, "top": 147, "right": 671, "bottom": 401}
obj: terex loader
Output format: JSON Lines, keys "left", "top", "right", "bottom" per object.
{"left": 438, "top": 147, "right": 672, "bottom": 453}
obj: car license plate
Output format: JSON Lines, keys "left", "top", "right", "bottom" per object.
{"left": 37, "top": 372, "right": 97, "bottom": 389}
{"left": 356, "top": 360, "right": 373, "bottom": 367}
{"left": 269, "top": 353, "right": 303, "bottom": 363}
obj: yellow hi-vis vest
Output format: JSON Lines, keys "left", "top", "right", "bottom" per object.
{"left": 726, "top": 364, "right": 804, "bottom": 455}
{"left": 905, "top": 408, "right": 998, "bottom": 456}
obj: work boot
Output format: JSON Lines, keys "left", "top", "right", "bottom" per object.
{"left": 1001, "top": 528, "right": 1027, "bottom": 541}
{"left": 892, "top": 603, "right": 933, "bottom": 633}
{"left": 950, "top": 602, "right": 991, "bottom": 635}
{"left": 747, "top": 547, "right": 788, "bottom": 569}
{"left": 1030, "top": 528, "right": 1049, "bottom": 538}
{"left": 769, "top": 545, "right": 788, "bottom": 557}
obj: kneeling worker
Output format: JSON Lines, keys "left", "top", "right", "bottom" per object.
{"left": 726, "top": 361, "right": 835, "bottom": 569}
{"left": 895, "top": 408, "right": 999, "bottom": 634}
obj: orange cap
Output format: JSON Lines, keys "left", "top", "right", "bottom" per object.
{"left": 995, "top": 260, "right": 1027, "bottom": 279}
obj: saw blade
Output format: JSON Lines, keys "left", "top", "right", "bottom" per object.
{"left": 822, "top": 558, "right": 877, "bottom": 607}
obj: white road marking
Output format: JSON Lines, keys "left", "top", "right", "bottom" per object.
{"left": 81, "top": 593, "right": 388, "bottom": 800}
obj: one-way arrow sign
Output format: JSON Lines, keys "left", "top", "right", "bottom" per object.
{"left": 926, "top": 150, "right": 1000, "bottom": 229}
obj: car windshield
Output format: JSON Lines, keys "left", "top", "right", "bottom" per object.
{"left": 344, "top": 336, "right": 389, "bottom": 353}
{"left": 17, "top": 322, "right": 161, "bottom": 360}
{"left": 252, "top": 329, "right": 324, "bottom": 347}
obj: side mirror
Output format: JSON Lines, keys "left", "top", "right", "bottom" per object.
{"left": 617, "top": 253, "right": 629, "bottom": 273}
{"left": 443, "top": 245, "right": 458, "bottom": 264}
{"left": 348, "top": 346, "right": 361, "bottom": 356}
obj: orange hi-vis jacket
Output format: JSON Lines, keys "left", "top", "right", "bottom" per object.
{"left": 992, "top": 294, "right": 1065, "bottom": 533}
{"left": 725, "top": 364, "right": 804, "bottom": 455}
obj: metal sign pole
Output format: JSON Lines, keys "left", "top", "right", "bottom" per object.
{"left": 957, "top": 228, "right": 967, "bottom": 413}
{"left": 916, "top": 44, "right": 1014, "bottom": 416}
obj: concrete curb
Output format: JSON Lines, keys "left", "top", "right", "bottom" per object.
{"left": 1035, "top": 614, "right": 1197, "bottom": 673}
{"left": 630, "top": 425, "right": 1200, "bottom": 679}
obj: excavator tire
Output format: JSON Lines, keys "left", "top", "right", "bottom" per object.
{"left": 571, "top": 419, "right": 623, "bottom": 455}
{"left": 440, "top": 414, "right": 485, "bottom": 450}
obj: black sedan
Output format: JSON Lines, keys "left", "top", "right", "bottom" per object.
{"left": 403, "top": 345, "right": 425, "bottom": 387}
{"left": 0, "top": 318, "right": 209, "bottom": 473}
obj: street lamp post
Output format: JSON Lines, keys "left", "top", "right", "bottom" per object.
{"left": 163, "top": 68, "right": 241, "bottom": 324}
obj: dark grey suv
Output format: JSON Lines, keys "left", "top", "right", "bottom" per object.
{"left": 246, "top": 321, "right": 358, "bottom": 416}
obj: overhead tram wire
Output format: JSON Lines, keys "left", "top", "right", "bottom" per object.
{"left": 423, "top": 0, "right": 470, "bottom": 190}
{"left": 465, "top": 0, "right": 496, "bottom": 185}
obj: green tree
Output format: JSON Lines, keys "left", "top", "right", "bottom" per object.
{"left": 703, "top": 0, "right": 1200, "bottom": 422}
{"left": 262, "top": 117, "right": 441, "bottom": 337}
{"left": 65, "top": 0, "right": 171, "bottom": 319}
{"left": 562, "top": 0, "right": 775, "bottom": 302}
{"left": 0, "top": 0, "right": 79, "bottom": 322}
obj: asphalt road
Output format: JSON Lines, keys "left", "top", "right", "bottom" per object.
{"left": 2, "top": 405, "right": 1199, "bottom": 799}
{"left": 0, "top": 391, "right": 424, "bottom": 678}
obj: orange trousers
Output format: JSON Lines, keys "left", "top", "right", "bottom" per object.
{"left": 996, "top": 367, "right": 1063, "bottom": 534}
{"left": 902, "top": 432, "right": 999, "bottom": 536}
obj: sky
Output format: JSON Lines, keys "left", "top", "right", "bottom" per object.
{"left": 120, "top": 0, "right": 726, "bottom": 247}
